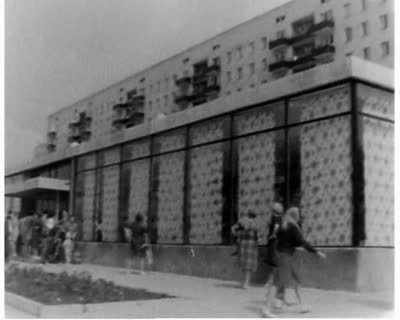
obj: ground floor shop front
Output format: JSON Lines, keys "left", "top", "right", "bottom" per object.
{"left": 5, "top": 61, "right": 394, "bottom": 292}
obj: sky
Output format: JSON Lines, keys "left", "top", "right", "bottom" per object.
{"left": 5, "top": 0, "right": 290, "bottom": 171}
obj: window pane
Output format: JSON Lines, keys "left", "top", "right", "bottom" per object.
{"left": 77, "top": 153, "right": 97, "bottom": 171}
{"left": 288, "top": 116, "right": 353, "bottom": 245}
{"left": 357, "top": 83, "right": 394, "bottom": 120}
{"left": 289, "top": 85, "right": 351, "bottom": 124}
{"left": 153, "top": 128, "right": 186, "bottom": 154}
{"left": 233, "top": 101, "right": 284, "bottom": 136}
{"left": 122, "top": 138, "right": 151, "bottom": 160}
{"left": 75, "top": 170, "right": 96, "bottom": 241}
{"left": 189, "top": 116, "right": 230, "bottom": 146}
{"left": 362, "top": 117, "right": 394, "bottom": 246}
{"left": 99, "top": 165, "right": 120, "bottom": 242}
{"left": 236, "top": 130, "right": 285, "bottom": 244}
{"left": 152, "top": 152, "right": 185, "bottom": 243}
{"left": 98, "top": 146, "right": 120, "bottom": 167}
{"left": 120, "top": 159, "right": 150, "bottom": 237}
{"left": 188, "top": 142, "right": 226, "bottom": 244}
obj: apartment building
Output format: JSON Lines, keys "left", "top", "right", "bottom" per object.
{"left": 5, "top": 0, "right": 394, "bottom": 291}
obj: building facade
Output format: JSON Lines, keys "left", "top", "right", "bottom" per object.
{"left": 5, "top": 0, "right": 394, "bottom": 290}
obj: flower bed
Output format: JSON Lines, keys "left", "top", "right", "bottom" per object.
{"left": 5, "top": 265, "right": 172, "bottom": 305}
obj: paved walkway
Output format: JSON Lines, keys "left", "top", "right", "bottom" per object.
{"left": 6, "top": 261, "right": 394, "bottom": 318}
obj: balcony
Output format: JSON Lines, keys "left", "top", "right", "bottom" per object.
{"left": 174, "top": 93, "right": 192, "bottom": 105}
{"left": 205, "top": 83, "right": 221, "bottom": 93}
{"left": 175, "top": 76, "right": 192, "bottom": 86}
{"left": 47, "top": 142, "right": 56, "bottom": 152}
{"left": 268, "top": 60, "right": 292, "bottom": 72}
{"left": 310, "top": 20, "right": 334, "bottom": 35}
{"left": 269, "top": 37, "right": 291, "bottom": 50}
{"left": 192, "top": 73, "right": 208, "bottom": 85}
{"left": 129, "top": 95, "right": 145, "bottom": 104}
{"left": 313, "top": 44, "right": 335, "bottom": 61}
{"left": 291, "top": 54, "right": 315, "bottom": 72}
{"left": 207, "top": 63, "right": 221, "bottom": 74}
{"left": 290, "top": 31, "right": 315, "bottom": 47}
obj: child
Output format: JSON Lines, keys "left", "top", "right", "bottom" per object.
{"left": 63, "top": 232, "right": 74, "bottom": 264}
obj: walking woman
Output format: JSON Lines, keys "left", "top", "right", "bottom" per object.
{"left": 231, "top": 211, "right": 259, "bottom": 289}
{"left": 129, "top": 213, "right": 149, "bottom": 275}
{"left": 262, "top": 207, "right": 326, "bottom": 317}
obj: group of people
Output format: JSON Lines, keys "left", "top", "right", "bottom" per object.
{"left": 232, "top": 203, "right": 326, "bottom": 317}
{"left": 5, "top": 210, "right": 79, "bottom": 265}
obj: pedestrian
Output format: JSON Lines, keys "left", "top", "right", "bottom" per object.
{"left": 9, "top": 211, "right": 19, "bottom": 258}
{"left": 262, "top": 207, "right": 326, "bottom": 317}
{"left": 264, "top": 202, "right": 285, "bottom": 307}
{"left": 266, "top": 202, "right": 284, "bottom": 266}
{"left": 29, "top": 212, "right": 43, "bottom": 258}
{"left": 63, "top": 232, "right": 74, "bottom": 264}
{"left": 129, "top": 213, "right": 149, "bottom": 275}
{"left": 231, "top": 211, "right": 259, "bottom": 289}
{"left": 5, "top": 212, "right": 11, "bottom": 262}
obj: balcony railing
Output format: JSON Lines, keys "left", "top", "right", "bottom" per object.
{"left": 174, "top": 94, "right": 192, "bottom": 105}
{"left": 291, "top": 54, "right": 315, "bottom": 72}
{"left": 290, "top": 31, "right": 315, "bottom": 46}
{"left": 269, "top": 37, "right": 291, "bottom": 50}
{"left": 207, "top": 64, "right": 221, "bottom": 73}
{"left": 268, "top": 60, "right": 292, "bottom": 72}
{"left": 312, "top": 44, "right": 335, "bottom": 57}
{"left": 129, "top": 95, "right": 145, "bottom": 104}
{"left": 175, "top": 76, "right": 192, "bottom": 86}
{"left": 310, "top": 20, "right": 334, "bottom": 34}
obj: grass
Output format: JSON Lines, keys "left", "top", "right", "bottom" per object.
{"left": 5, "top": 264, "right": 172, "bottom": 305}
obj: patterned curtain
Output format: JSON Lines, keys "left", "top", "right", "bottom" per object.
{"left": 155, "top": 152, "right": 185, "bottom": 243}
{"left": 189, "top": 143, "right": 224, "bottom": 244}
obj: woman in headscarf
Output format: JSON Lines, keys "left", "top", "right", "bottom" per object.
{"left": 262, "top": 207, "right": 326, "bottom": 317}
{"left": 232, "top": 211, "right": 259, "bottom": 289}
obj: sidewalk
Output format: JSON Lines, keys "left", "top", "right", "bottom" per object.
{"left": 7, "top": 261, "right": 394, "bottom": 318}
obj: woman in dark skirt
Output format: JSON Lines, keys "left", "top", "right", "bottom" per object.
{"left": 232, "top": 212, "right": 258, "bottom": 289}
{"left": 262, "top": 207, "right": 326, "bottom": 317}
{"left": 129, "top": 213, "right": 149, "bottom": 275}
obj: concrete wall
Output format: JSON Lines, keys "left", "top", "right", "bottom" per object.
{"left": 77, "top": 242, "right": 394, "bottom": 293}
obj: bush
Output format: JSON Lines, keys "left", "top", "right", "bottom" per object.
{"left": 5, "top": 265, "right": 172, "bottom": 305}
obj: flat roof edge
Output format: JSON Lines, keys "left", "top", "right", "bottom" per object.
{"left": 5, "top": 57, "right": 393, "bottom": 177}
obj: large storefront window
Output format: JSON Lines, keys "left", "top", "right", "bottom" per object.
{"left": 74, "top": 170, "right": 96, "bottom": 241}
{"left": 151, "top": 152, "right": 185, "bottom": 243}
{"left": 235, "top": 130, "right": 285, "bottom": 245}
{"left": 188, "top": 142, "right": 227, "bottom": 244}
{"left": 358, "top": 84, "right": 394, "bottom": 246}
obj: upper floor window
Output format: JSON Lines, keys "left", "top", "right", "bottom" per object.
{"left": 361, "top": 0, "right": 367, "bottom": 10}
{"left": 262, "top": 37, "right": 267, "bottom": 49}
{"left": 361, "top": 21, "right": 369, "bottom": 37}
{"left": 248, "top": 42, "right": 255, "bottom": 55}
{"left": 227, "top": 51, "right": 232, "bottom": 64}
{"left": 274, "top": 50, "right": 285, "bottom": 62}
{"left": 276, "top": 15, "right": 285, "bottom": 23}
{"left": 321, "top": 0, "right": 331, "bottom": 3}
{"left": 262, "top": 58, "right": 267, "bottom": 71}
{"left": 381, "top": 41, "right": 390, "bottom": 57}
{"left": 237, "top": 46, "right": 243, "bottom": 59}
{"left": 379, "top": 14, "right": 388, "bottom": 30}
{"left": 344, "top": 3, "right": 351, "bottom": 17}
{"left": 276, "top": 30, "right": 285, "bottom": 39}
{"left": 226, "top": 71, "right": 231, "bottom": 83}
{"left": 165, "top": 77, "right": 169, "bottom": 90}
{"left": 345, "top": 27, "right": 352, "bottom": 42}
{"left": 363, "top": 47, "right": 371, "bottom": 60}
{"left": 249, "top": 63, "right": 255, "bottom": 76}
{"left": 237, "top": 67, "right": 243, "bottom": 80}
{"left": 321, "top": 10, "right": 333, "bottom": 21}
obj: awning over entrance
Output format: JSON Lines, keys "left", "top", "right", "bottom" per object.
{"left": 5, "top": 177, "right": 70, "bottom": 199}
